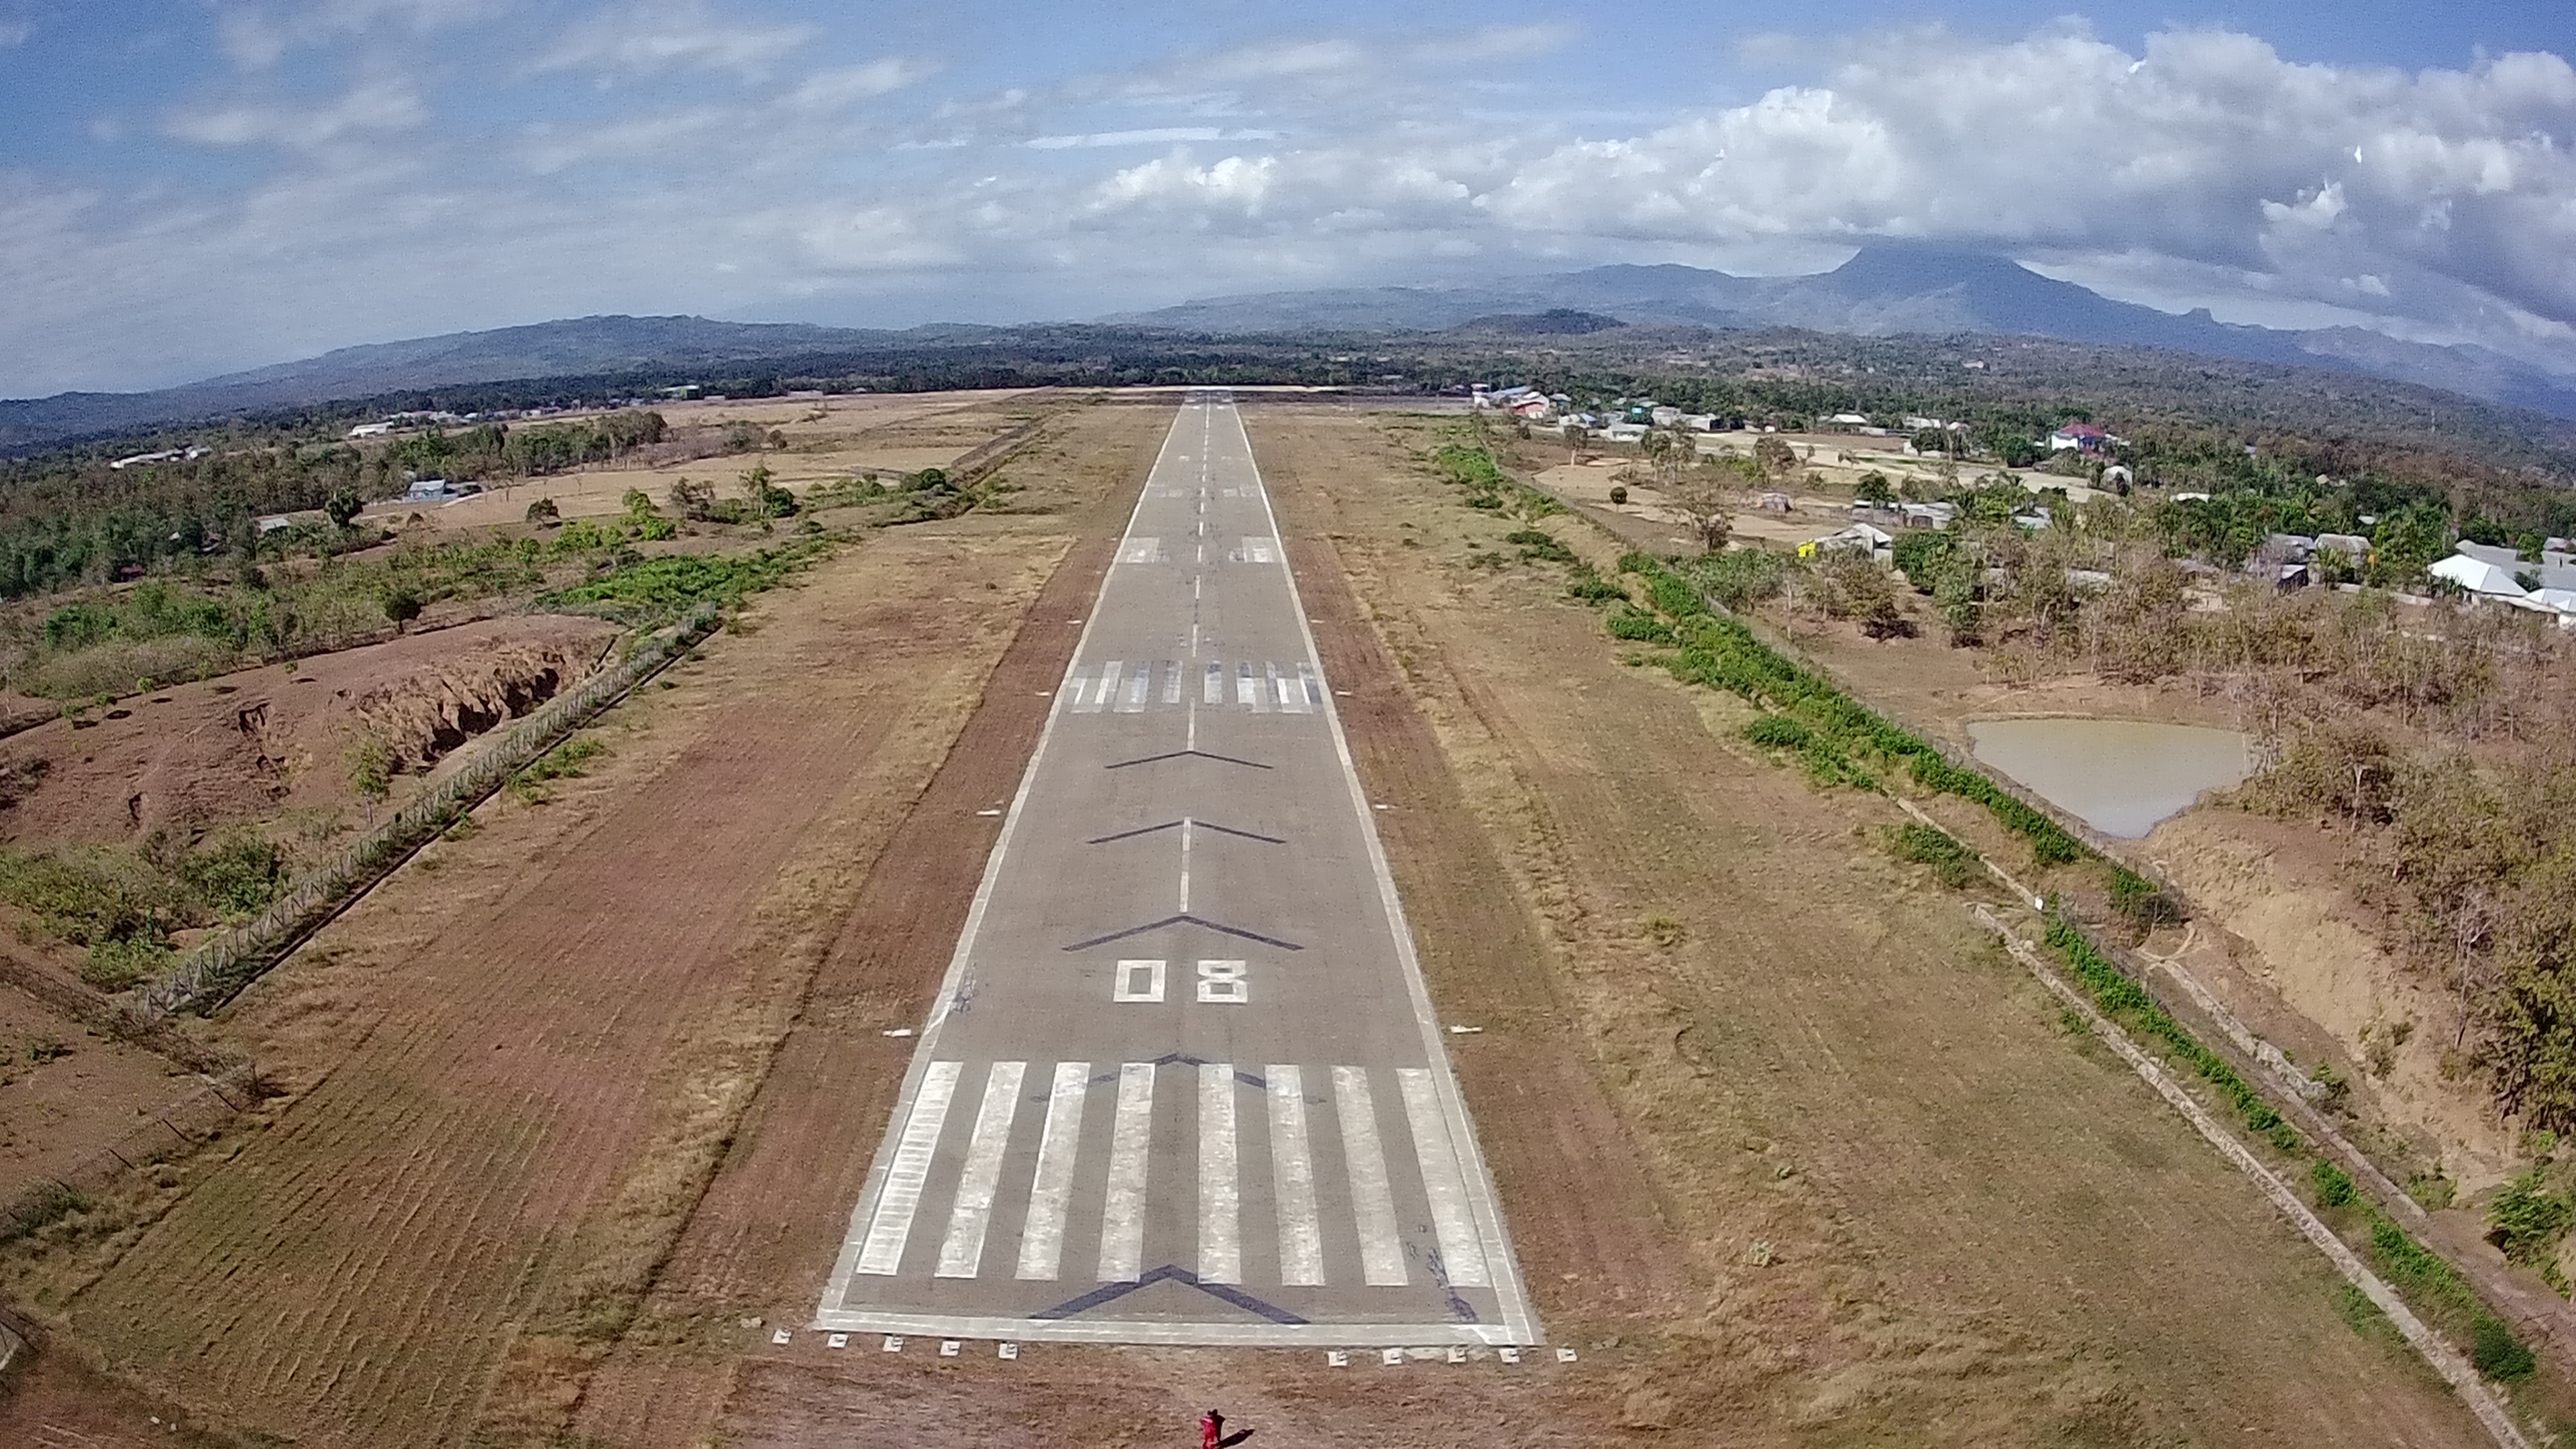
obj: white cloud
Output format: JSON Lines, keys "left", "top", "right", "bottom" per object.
{"left": 16, "top": 15, "right": 2576, "bottom": 395}
{"left": 1030, "top": 128, "right": 1277, "bottom": 150}
{"left": 535, "top": 1, "right": 814, "bottom": 80}
{"left": 1475, "top": 28, "right": 2576, "bottom": 355}
{"left": 166, "top": 76, "right": 427, "bottom": 148}
{"left": 215, "top": 0, "right": 498, "bottom": 67}
{"left": 784, "top": 58, "right": 933, "bottom": 113}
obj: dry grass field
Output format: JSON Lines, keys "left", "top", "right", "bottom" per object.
{"left": 0, "top": 395, "right": 2505, "bottom": 1447}
{"left": 0, "top": 402, "right": 1162, "bottom": 1447}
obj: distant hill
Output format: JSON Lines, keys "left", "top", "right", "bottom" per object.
{"left": 0, "top": 315, "right": 911, "bottom": 452}
{"left": 1109, "top": 244, "right": 2576, "bottom": 419}
{"left": 1448, "top": 309, "right": 1626, "bottom": 336}
{"left": 8, "top": 246, "right": 2576, "bottom": 452}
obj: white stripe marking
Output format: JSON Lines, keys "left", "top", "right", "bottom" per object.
{"left": 1267, "top": 1065, "right": 1324, "bottom": 1285}
{"left": 1298, "top": 661, "right": 1324, "bottom": 706}
{"left": 1119, "top": 668, "right": 1148, "bottom": 712}
{"left": 1236, "top": 661, "right": 1260, "bottom": 710}
{"left": 1092, "top": 659, "right": 1122, "bottom": 709}
{"left": 1199, "top": 1063, "right": 1240, "bottom": 1283}
{"left": 936, "top": 1061, "right": 1026, "bottom": 1277}
{"left": 857, "top": 1061, "right": 961, "bottom": 1275}
{"left": 1161, "top": 660, "right": 1182, "bottom": 705}
{"left": 1098, "top": 1063, "right": 1156, "bottom": 1281}
{"left": 1333, "top": 1066, "right": 1407, "bottom": 1286}
{"left": 1203, "top": 662, "right": 1224, "bottom": 704}
{"left": 1397, "top": 1067, "right": 1491, "bottom": 1287}
{"left": 1062, "top": 670, "right": 1089, "bottom": 713}
{"left": 1016, "top": 1062, "right": 1089, "bottom": 1281}
{"left": 1228, "top": 402, "right": 1540, "bottom": 1343}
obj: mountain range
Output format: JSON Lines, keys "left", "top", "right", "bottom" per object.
{"left": 5, "top": 244, "right": 2573, "bottom": 452}
{"left": 1108, "top": 244, "right": 2576, "bottom": 419}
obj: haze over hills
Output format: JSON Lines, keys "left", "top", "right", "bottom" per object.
{"left": 6, "top": 244, "right": 2576, "bottom": 453}
{"left": 1113, "top": 244, "right": 2576, "bottom": 420}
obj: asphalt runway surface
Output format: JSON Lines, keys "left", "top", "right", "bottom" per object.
{"left": 814, "top": 396, "right": 1540, "bottom": 1347}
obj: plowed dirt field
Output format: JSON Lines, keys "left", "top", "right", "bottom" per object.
{"left": 0, "top": 402, "right": 1165, "bottom": 1447}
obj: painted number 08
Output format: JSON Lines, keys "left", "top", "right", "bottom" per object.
{"left": 1111, "top": 959, "right": 1248, "bottom": 1004}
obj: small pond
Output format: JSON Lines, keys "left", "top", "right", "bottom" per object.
{"left": 1964, "top": 718, "right": 2253, "bottom": 840}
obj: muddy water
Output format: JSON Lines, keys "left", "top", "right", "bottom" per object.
{"left": 1965, "top": 717, "right": 2252, "bottom": 839}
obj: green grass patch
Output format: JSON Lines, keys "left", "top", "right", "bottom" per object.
{"left": 539, "top": 537, "right": 832, "bottom": 622}
{"left": 1888, "top": 821, "right": 1984, "bottom": 889}
{"left": 2044, "top": 915, "right": 2302, "bottom": 1152}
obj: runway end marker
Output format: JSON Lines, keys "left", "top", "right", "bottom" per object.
{"left": 770, "top": 1328, "right": 792, "bottom": 1346}
{"left": 881, "top": 1335, "right": 905, "bottom": 1353}
{"left": 1448, "top": 1024, "right": 1484, "bottom": 1035}
{"left": 1556, "top": 1347, "right": 1578, "bottom": 1362}
{"left": 1326, "top": 1350, "right": 1349, "bottom": 1366}
{"left": 1371, "top": 802, "right": 1391, "bottom": 810}
{"left": 1446, "top": 1346, "right": 1466, "bottom": 1364}
{"left": 975, "top": 808, "right": 1003, "bottom": 816}
{"left": 940, "top": 1340, "right": 961, "bottom": 1357}
{"left": 881, "top": 1028, "right": 914, "bottom": 1038}
{"left": 826, "top": 1333, "right": 849, "bottom": 1350}
{"left": 1499, "top": 1347, "right": 1520, "bottom": 1364}
{"left": 1379, "top": 1348, "right": 1403, "bottom": 1366}
{"left": 998, "top": 1341, "right": 1020, "bottom": 1360}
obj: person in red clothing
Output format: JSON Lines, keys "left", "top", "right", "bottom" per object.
{"left": 1199, "top": 1409, "right": 1225, "bottom": 1449}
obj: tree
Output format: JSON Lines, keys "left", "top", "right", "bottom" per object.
{"left": 668, "top": 477, "right": 715, "bottom": 521}
{"left": 380, "top": 585, "right": 423, "bottom": 633}
{"left": 325, "top": 488, "right": 364, "bottom": 530}
{"left": 1665, "top": 471, "right": 1735, "bottom": 553}
{"left": 1819, "top": 548, "right": 1907, "bottom": 638}
{"left": 525, "top": 497, "right": 561, "bottom": 526}
{"left": 1855, "top": 470, "right": 1896, "bottom": 506}
{"left": 1753, "top": 435, "right": 1796, "bottom": 478}
{"left": 1564, "top": 423, "right": 1591, "bottom": 463}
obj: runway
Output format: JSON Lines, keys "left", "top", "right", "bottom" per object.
{"left": 813, "top": 396, "right": 1539, "bottom": 1346}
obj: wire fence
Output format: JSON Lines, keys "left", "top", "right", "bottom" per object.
{"left": 138, "top": 602, "right": 722, "bottom": 1018}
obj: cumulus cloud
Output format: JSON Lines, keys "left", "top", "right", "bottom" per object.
{"left": 535, "top": 0, "right": 814, "bottom": 80}
{"left": 1481, "top": 28, "right": 2576, "bottom": 352}
{"left": 17, "top": 10, "right": 2576, "bottom": 394}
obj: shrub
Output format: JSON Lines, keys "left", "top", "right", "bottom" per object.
{"left": 1608, "top": 485, "right": 1628, "bottom": 504}
{"left": 1688, "top": 547, "right": 1792, "bottom": 610}
{"left": 2473, "top": 1315, "right": 2538, "bottom": 1381}
{"left": 2312, "top": 1159, "right": 2358, "bottom": 1208}
{"left": 1888, "top": 821, "right": 1982, "bottom": 888}
{"left": 1890, "top": 529, "right": 1956, "bottom": 590}
{"left": 1606, "top": 606, "right": 1676, "bottom": 645}
{"left": 1505, "top": 528, "right": 1576, "bottom": 565}
{"left": 1564, "top": 566, "right": 1626, "bottom": 604}
{"left": 178, "top": 832, "right": 289, "bottom": 920}
{"left": 526, "top": 498, "right": 561, "bottom": 526}
{"left": 2484, "top": 1169, "right": 2574, "bottom": 1267}
{"left": 1743, "top": 714, "right": 1814, "bottom": 749}
{"left": 2108, "top": 867, "right": 2183, "bottom": 928}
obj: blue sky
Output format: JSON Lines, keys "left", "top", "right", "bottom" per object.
{"left": 1, "top": 0, "right": 2573, "bottom": 396}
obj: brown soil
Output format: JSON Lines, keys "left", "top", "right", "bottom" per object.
{"left": 0, "top": 984, "right": 195, "bottom": 1200}
{"left": 0, "top": 615, "right": 617, "bottom": 851}
{"left": 0, "top": 402, "right": 1161, "bottom": 1448}
{"left": 0, "top": 1336, "right": 240, "bottom": 1449}
{"left": 565, "top": 409, "right": 1149, "bottom": 1447}
{"left": 1231, "top": 405, "right": 2476, "bottom": 1444}
{"left": 0, "top": 396, "right": 2498, "bottom": 1446}
{"left": 396, "top": 389, "right": 1057, "bottom": 533}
